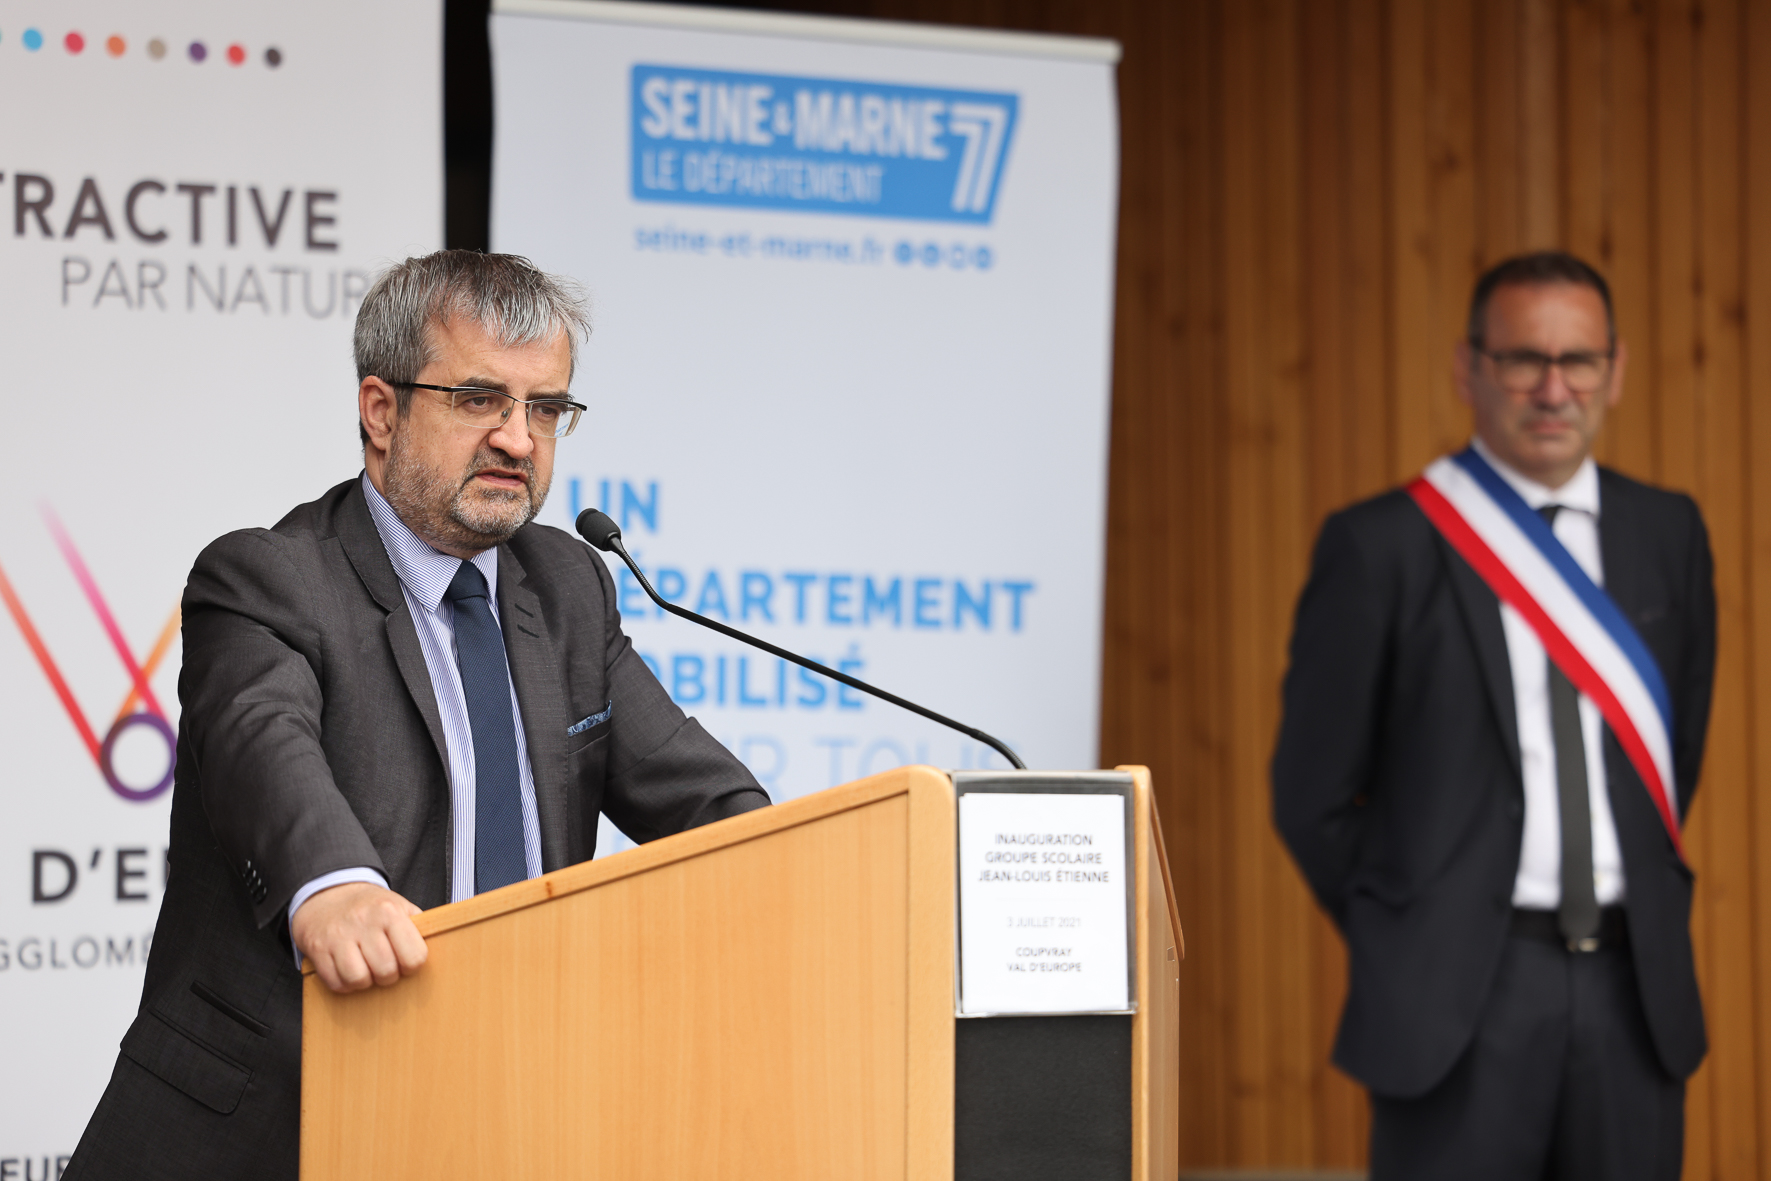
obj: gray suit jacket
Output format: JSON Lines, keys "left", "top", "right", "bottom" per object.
{"left": 67, "top": 478, "right": 768, "bottom": 1180}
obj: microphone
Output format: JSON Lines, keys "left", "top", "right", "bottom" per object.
{"left": 576, "top": 509, "right": 1026, "bottom": 771}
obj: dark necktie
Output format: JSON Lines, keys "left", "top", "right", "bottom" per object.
{"left": 1539, "top": 505, "right": 1600, "bottom": 948}
{"left": 444, "top": 560, "right": 528, "bottom": 894}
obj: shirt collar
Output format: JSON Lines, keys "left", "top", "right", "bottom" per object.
{"left": 360, "top": 472, "right": 499, "bottom": 614}
{"left": 1471, "top": 437, "right": 1600, "bottom": 518}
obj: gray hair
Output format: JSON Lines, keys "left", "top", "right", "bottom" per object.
{"left": 353, "top": 250, "right": 591, "bottom": 441}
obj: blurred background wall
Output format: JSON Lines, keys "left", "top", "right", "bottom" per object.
{"left": 450, "top": 1, "right": 1771, "bottom": 1175}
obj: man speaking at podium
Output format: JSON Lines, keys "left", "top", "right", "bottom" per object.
{"left": 67, "top": 251, "right": 770, "bottom": 1179}
{"left": 1275, "top": 252, "right": 1714, "bottom": 1179}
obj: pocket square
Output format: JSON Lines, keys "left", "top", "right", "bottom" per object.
{"left": 568, "top": 701, "right": 613, "bottom": 736}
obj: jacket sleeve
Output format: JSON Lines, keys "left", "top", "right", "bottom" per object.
{"left": 1271, "top": 510, "right": 1392, "bottom": 925}
{"left": 1673, "top": 496, "right": 1717, "bottom": 818}
{"left": 582, "top": 546, "right": 771, "bottom": 842}
{"left": 179, "top": 529, "right": 384, "bottom": 929}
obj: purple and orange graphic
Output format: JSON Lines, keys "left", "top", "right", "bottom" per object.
{"left": 0, "top": 507, "right": 179, "bottom": 802}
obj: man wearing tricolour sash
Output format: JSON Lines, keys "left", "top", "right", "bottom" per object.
{"left": 1275, "top": 252, "right": 1715, "bottom": 1180}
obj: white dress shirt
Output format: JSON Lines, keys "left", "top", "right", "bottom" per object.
{"left": 288, "top": 474, "right": 544, "bottom": 957}
{"left": 1473, "top": 439, "right": 1626, "bottom": 908}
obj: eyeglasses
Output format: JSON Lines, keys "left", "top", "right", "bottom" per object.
{"left": 390, "top": 382, "right": 586, "bottom": 439}
{"left": 1472, "top": 346, "right": 1615, "bottom": 394}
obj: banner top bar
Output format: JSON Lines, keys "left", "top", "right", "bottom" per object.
{"left": 493, "top": 0, "right": 1122, "bottom": 64}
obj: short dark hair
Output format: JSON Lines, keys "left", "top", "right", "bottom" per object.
{"left": 1466, "top": 251, "right": 1615, "bottom": 347}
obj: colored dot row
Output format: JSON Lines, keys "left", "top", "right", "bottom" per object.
{"left": 6, "top": 29, "right": 283, "bottom": 67}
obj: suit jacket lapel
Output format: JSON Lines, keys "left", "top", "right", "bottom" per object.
{"left": 1436, "top": 532, "right": 1523, "bottom": 777}
{"left": 335, "top": 481, "right": 453, "bottom": 786}
{"left": 1596, "top": 469, "right": 1647, "bottom": 623}
{"left": 498, "top": 543, "right": 570, "bottom": 873}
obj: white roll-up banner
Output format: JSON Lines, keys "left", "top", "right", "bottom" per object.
{"left": 491, "top": 0, "right": 1121, "bottom": 841}
{"left": 0, "top": 0, "right": 440, "bottom": 1162}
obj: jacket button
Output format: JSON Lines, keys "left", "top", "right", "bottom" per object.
{"left": 1506, "top": 800, "right": 1523, "bottom": 820}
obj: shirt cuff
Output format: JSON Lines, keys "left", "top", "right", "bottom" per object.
{"left": 288, "top": 867, "right": 390, "bottom": 970}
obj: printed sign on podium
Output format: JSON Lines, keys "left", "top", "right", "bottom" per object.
{"left": 954, "top": 772, "right": 1134, "bottom": 1016}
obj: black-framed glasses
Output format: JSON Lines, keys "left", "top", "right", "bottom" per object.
{"left": 1472, "top": 346, "right": 1615, "bottom": 394}
{"left": 390, "top": 382, "right": 586, "bottom": 439}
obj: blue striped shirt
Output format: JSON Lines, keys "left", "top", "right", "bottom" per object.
{"left": 288, "top": 474, "right": 544, "bottom": 950}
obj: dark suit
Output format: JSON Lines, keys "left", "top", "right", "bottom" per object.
{"left": 1273, "top": 466, "right": 1714, "bottom": 1102}
{"left": 68, "top": 478, "right": 768, "bottom": 1180}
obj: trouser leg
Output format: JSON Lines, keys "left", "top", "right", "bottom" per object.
{"left": 1547, "top": 944, "right": 1684, "bottom": 1181}
{"left": 1370, "top": 927, "right": 1686, "bottom": 1181}
{"left": 1369, "top": 934, "right": 1566, "bottom": 1181}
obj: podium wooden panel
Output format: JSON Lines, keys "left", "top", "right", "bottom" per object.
{"left": 301, "top": 766, "right": 1180, "bottom": 1180}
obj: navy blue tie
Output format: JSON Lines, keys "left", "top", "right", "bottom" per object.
{"left": 444, "top": 560, "right": 528, "bottom": 894}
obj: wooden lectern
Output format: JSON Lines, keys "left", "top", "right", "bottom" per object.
{"left": 301, "top": 765, "right": 1181, "bottom": 1179}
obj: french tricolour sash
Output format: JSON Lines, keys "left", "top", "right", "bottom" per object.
{"left": 1407, "top": 449, "right": 1683, "bottom": 857}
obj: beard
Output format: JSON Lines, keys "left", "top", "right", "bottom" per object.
{"left": 383, "top": 431, "right": 551, "bottom": 554}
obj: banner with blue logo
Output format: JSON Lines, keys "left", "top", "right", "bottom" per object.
{"left": 632, "top": 64, "right": 1018, "bottom": 222}
{"left": 492, "top": 0, "right": 1120, "bottom": 826}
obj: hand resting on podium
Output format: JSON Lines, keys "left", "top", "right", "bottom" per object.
{"left": 292, "top": 882, "right": 429, "bottom": 993}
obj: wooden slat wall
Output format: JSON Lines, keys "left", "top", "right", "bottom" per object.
{"left": 743, "top": 0, "right": 1766, "bottom": 1171}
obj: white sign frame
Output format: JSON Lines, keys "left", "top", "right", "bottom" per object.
{"left": 953, "top": 771, "right": 1136, "bottom": 1018}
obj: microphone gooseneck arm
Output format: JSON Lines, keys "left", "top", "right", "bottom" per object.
{"left": 576, "top": 510, "right": 1026, "bottom": 771}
